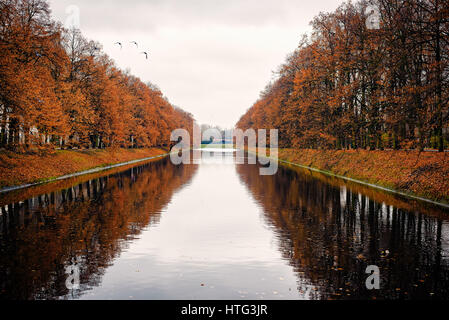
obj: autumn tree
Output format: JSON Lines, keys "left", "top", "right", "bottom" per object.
{"left": 237, "top": 0, "right": 449, "bottom": 152}
{"left": 0, "top": 0, "right": 194, "bottom": 151}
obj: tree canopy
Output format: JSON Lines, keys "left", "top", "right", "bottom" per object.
{"left": 0, "top": 0, "right": 194, "bottom": 150}
{"left": 237, "top": 0, "right": 449, "bottom": 151}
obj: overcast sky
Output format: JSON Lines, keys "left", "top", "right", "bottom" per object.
{"left": 49, "top": 0, "right": 343, "bottom": 128}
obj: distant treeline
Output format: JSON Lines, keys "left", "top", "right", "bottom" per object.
{"left": 0, "top": 0, "right": 194, "bottom": 150}
{"left": 237, "top": 0, "right": 449, "bottom": 151}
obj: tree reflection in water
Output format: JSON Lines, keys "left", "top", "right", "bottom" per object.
{"left": 236, "top": 163, "right": 449, "bottom": 300}
{"left": 1, "top": 152, "right": 449, "bottom": 300}
{"left": 0, "top": 158, "right": 198, "bottom": 300}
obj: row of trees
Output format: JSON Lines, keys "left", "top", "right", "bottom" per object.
{"left": 237, "top": 0, "right": 449, "bottom": 151}
{"left": 0, "top": 0, "right": 194, "bottom": 150}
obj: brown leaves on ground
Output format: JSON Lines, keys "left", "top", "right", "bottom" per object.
{"left": 0, "top": 148, "right": 167, "bottom": 189}
{"left": 279, "top": 149, "right": 449, "bottom": 204}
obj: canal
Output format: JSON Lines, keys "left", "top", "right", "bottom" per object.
{"left": 0, "top": 150, "right": 448, "bottom": 300}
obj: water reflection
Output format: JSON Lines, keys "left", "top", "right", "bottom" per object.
{"left": 236, "top": 163, "right": 449, "bottom": 300}
{"left": 1, "top": 151, "right": 449, "bottom": 300}
{"left": 0, "top": 158, "right": 198, "bottom": 300}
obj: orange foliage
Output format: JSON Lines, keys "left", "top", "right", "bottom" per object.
{"left": 276, "top": 148, "right": 449, "bottom": 203}
{"left": 0, "top": 147, "right": 167, "bottom": 188}
{"left": 0, "top": 0, "right": 194, "bottom": 150}
{"left": 237, "top": 0, "right": 449, "bottom": 152}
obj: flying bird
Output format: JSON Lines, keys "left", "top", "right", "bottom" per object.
{"left": 114, "top": 42, "right": 122, "bottom": 49}
{"left": 130, "top": 41, "right": 138, "bottom": 48}
{"left": 141, "top": 51, "right": 149, "bottom": 60}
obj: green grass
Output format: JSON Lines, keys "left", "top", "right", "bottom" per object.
{"left": 36, "top": 176, "right": 57, "bottom": 184}
{"left": 201, "top": 144, "right": 235, "bottom": 149}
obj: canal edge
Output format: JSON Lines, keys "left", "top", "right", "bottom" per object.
{"left": 0, "top": 153, "right": 170, "bottom": 195}
{"left": 248, "top": 150, "right": 449, "bottom": 210}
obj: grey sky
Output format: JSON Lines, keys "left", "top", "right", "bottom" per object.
{"left": 49, "top": 0, "right": 343, "bottom": 128}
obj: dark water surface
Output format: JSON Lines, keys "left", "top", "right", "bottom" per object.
{"left": 0, "top": 150, "right": 448, "bottom": 300}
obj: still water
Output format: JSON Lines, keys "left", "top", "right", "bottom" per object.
{"left": 0, "top": 150, "right": 448, "bottom": 300}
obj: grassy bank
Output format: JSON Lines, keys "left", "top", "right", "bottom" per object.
{"left": 201, "top": 144, "right": 235, "bottom": 149}
{"left": 274, "top": 149, "right": 449, "bottom": 204}
{"left": 0, "top": 148, "right": 168, "bottom": 189}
